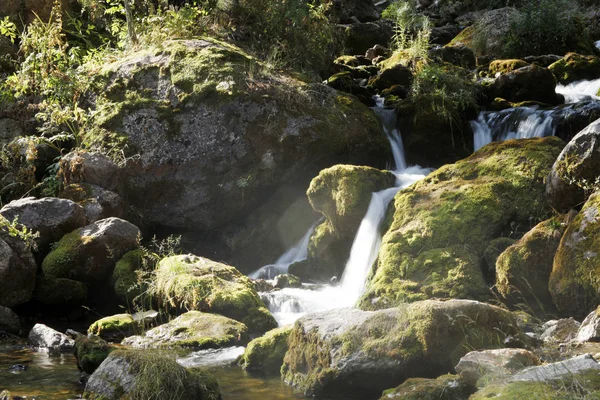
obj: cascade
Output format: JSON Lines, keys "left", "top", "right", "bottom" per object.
{"left": 253, "top": 96, "right": 428, "bottom": 325}
{"left": 556, "top": 79, "right": 600, "bottom": 104}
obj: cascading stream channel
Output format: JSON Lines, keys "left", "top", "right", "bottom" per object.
{"left": 253, "top": 96, "right": 428, "bottom": 326}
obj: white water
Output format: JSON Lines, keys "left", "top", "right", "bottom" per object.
{"left": 556, "top": 79, "right": 600, "bottom": 103}
{"left": 255, "top": 96, "right": 428, "bottom": 326}
{"left": 177, "top": 346, "right": 245, "bottom": 367}
{"left": 471, "top": 107, "right": 556, "bottom": 150}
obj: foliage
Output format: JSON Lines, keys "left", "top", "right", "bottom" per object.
{"left": 0, "top": 216, "right": 39, "bottom": 250}
{"left": 383, "top": 0, "right": 431, "bottom": 62}
{"left": 0, "top": 17, "right": 17, "bottom": 43}
{"left": 504, "top": 0, "right": 585, "bottom": 57}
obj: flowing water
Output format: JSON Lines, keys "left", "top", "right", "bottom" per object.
{"left": 556, "top": 79, "right": 600, "bottom": 103}
{"left": 256, "top": 97, "right": 428, "bottom": 326}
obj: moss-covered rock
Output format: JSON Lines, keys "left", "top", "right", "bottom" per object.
{"left": 112, "top": 249, "right": 144, "bottom": 305}
{"left": 379, "top": 374, "right": 474, "bottom": 400}
{"left": 482, "top": 237, "right": 516, "bottom": 283}
{"left": 496, "top": 217, "right": 566, "bottom": 315}
{"left": 153, "top": 254, "right": 276, "bottom": 333}
{"left": 368, "top": 61, "right": 413, "bottom": 91}
{"left": 75, "top": 335, "right": 115, "bottom": 374}
{"left": 122, "top": 311, "right": 248, "bottom": 349}
{"left": 281, "top": 299, "right": 525, "bottom": 398}
{"left": 470, "top": 381, "right": 559, "bottom": 399}
{"left": 239, "top": 326, "right": 292, "bottom": 375}
{"left": 273, "top": 274, "right": 301, "bottom": 289}
{"left": 488, "top": 64, "right": 561, "bottom": 105}
{"left": 549, "top": 53, "right": 600, "bottom": 84}
{"left": 550, "top": 191, "right": 600, "bottom": 319}
{"left": 88, "top": 314, "right": 136, "bottom": 341}
{"left": 489, "top": 59, "right": 530, "bottom": 76}
{"left": 361, "top": 137, "right": 565, "bottom": 309}
{"left": 33, "top": 276, "right": 88, "bottom": 306}
{"left": 305, "top": 165, "right": 396, "bottom": 280}
{"left": 41, "top": 218, "right": 140, "bottom": 284}
{"left": 84, "top": 349, "right": 221, "bottom": 400}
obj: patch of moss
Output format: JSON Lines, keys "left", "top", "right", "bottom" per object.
{"left": 75, "top": 335, "right": 115, "bottom": 374}
{"left": 112, "top": 249, "right": 144, "bottom": 305}
{"left": 41, "top": 230, "right": 84, "bottom": 279}
{"left": 380, "top": 374, "right": 474, "bottom": 400}
{"left": 470, "top": 381, "right": 558, "bottom": 399}
{"left": 549, "top": 53, "right": 600, "bottom": 84}
{"left": 239, "top": 326, "right": 292, "bottom": 375}
{"left": 489, "top": 59, "right": 529, "bottom": 75}
{"left": 88, "top": 313, "right": 136, "bottom": 340}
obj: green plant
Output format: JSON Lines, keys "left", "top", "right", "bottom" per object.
{"left": 383, "top": 0, "right": 431, "bottom": 61}
{"left": 0, "top": 216, "right": 39, "bottom": 250}
{"left": 0, "top": 16, "right": 17, "bottom": 43}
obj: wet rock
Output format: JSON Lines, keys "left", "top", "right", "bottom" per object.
{"left": 153, "top": 254, "right": 276, "bottom": 333}
{"left": 547, "top": 118, "right": 600, "bottom": 213}
{"left": 281, "top": 299, "right": 526, "bottom": 398}
{"left": 41, "top": 218, "right": 140, "bottom": 284}
{"left": 0, "top": 230, "right": 37, "bottom": 308}
{"left": 540, "top": 318, "right": 581, "bottom": 343}
{"left": 549, "top": 53, "right": 600, "bottom": 84}
{"left": 89, "top": 314, "right": 137, "bottom": 342}
{"left": 75, "top": 335, "right": 115, "bottom": 374}
{"left": 489, "top": 65, "right": 561, "bottom": 105}
{"left": 59, "top": 183, "right": 125, "bottom": 224}
{"left": 379, "top": 374, "right": 474, "bottom": 400}
{"left": 84, "top": 349, "right": 221, "bottom": 400}
{"left": 455, "top": 348, "right": 541, "bottom": 386}
{"left": 239, "top": 326, "right": 292, "bottom": 375}
{"left": 576, "top": 306, "right": 600, "bottom": 343}
{"left": 510, "top": 354, "right": 600, "bottom": 382}
{"left": 28, "top": 323, "right": 75, "bottom": 353}
{"left": 273, "top": 274, "right": 301, "bottom": 289}
{"left": 0, "top": 306, "right": 20, "bottom": 335}
{"left": 0, "top": 197, "right": 86, "bottom": 251}
{"left": 122, "top": 311, "right": 248, "bottom": 350}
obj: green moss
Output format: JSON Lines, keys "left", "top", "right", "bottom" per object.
{"left": 41, "top": 230, "right": 84, "bottom": 279}
{"left": 489, "top": 59, "right": 529, "bottom": 75}
{"left": 75, "top": 335, "right": 115, "bottom": 374}
{"left": 380, "top": 374, "right": 473, "bottom": 400}
{"left": 471, "top": 381, "right": 559, "bottom": 399}
{"left": 549, "top": 53, "right": 600, "bottom": 84}
{"left": 153, "top": 255, "right": 276, "bottom": 333}
{"left": 361, "top": 137, "right": 565, "bottom": 310}
{"left": 239, "top": 326, "right": 292, "bottom": 375}
{"left": 88, "top": 314, "right": 136, "bottom": 339}
{"left": 33, "top": 276, "right": 88, "bottom": 306}
{"left": 112, "top": 249, "right": 144, "bottom": 305}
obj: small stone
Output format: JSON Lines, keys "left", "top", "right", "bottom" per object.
{"left": 510, "top": 354, "right": 600, "bottom": 383}
{"left": 28, "top": 324, "right": 75, "bottom": 353}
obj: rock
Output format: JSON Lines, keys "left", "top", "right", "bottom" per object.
{"left": 0, "top": 119, "right": 22, "bottom": 145}
{"left": 41, "top": 218, "right": 140, "bottom": 283}
{"left": 430, "top": 25, "right": 462, "bottom": 46}
{"left": 495, "top": 217, "right": 566, "bottom": 314}
{"left": 75, "top": 335, "right": 115, "bottom": 374}
{"left": 0, "top": 197, "right": 86, "bottom": 251}
{"left": 333, "top": 55, "right": 372, "bottom": 68}
{"left": 0, "top": 229, "right": 37, "bottom": 308}
{"left": 305, "top": 165, "right": 396, "bottom": 279}
{"left": 365, "top": 44, "right": 389, "bottom": 60}
{"left": 122, "top": 311, "right": 248, "bottom": 349}
{"left": 379, "top": 374, "right": 474, "bottom": 400}
{"left": 549, "top": 53, "right": 600, "bottom": 84}
{"left": 0, "top": 390, "right": 10, "bottom": 400}
{"left": 60, "top": 151, "right": 122, "bottom": 194}
{"left": 131, "top": 310, "right": 159, "bottom": 327}
{"left": 59, "top": 183, "right": 125, "bottom": 224}
{"left": 33, "top": 276, "right": 88, "bottom": 306}
{"left": 239, "top": 326, "right": 292, "bottom": 375}
{"left": 470, "top": 381, "right": 565, "bottom": 399}
{"left": 341, "top": 21, "right": 394, "bottom": 55}
{"left": 540, "top": 318, "right": 581, "bottom": 343}
{"left": 281, "top": 299, "right": 526, "bottom": 398}
{"left": 511, "top": 354, "right": 600, "bottom": 382}
{"left": 577, "top": 306, "right": 600, "bottom": 343}
{"left": 368, "top": 61, "right": 413, "bottom": 91}
{"left": 489, "top": 65, "right": 561, "bottom": 105}
{"left": 327, "top": 0, "right": 379, "bottom": 23}
{"left": 430, "top": 44, "right": 476, "bottom": 70}
{"left": 28, "top": 323, "right": 75, "bottom": 353}
{"left": 0, "top": 306, "right": 20, "bottom": 335}
{"left": 522, "top": 55, "right": 562, "bottom": 68}
{"left": 554, "top": 101, "right": 600, "bottom": 143}
{"left": 455, "top": 348, "right": 541, "bottom": 386}
{"left": 89, "top": 314, "right": 137, "bottom": 342}
{"left": 111, "top": 249, "right": 144, "bottom": 305}
{"left": 488, "top": 59, "right": 529, "bottom": 76}
{"left": 482, "top": 237, "right": 515, "bottom": 282}
{"left": 550, "top": 192, "right": 600, "bottom": 319}
{"left": 547, "top": 118, "right": 600, "bottom": 213}
{"left": 273, "top": 274, "right": 301, "bottom": 289}
{"left": 90, "top": 38, "right": 389, "bottom": 238}
{"left": 153, "top": 255, "right": 276, "bottom": 333}
{"left": 83, "top": 349, "right": 221, "bottom": 400}
{"left": 361, "top": 137, "right": 564, "bottom": 309}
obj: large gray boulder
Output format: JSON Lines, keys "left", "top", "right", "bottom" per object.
{"left": 28, "top": 323, "right": 75, "bottom": 353}
{"left": 0, "top": 230, "right": 37, "bottom": 308}
{"left": 60, "top": 151, "right": 122, "bottom": 194}
{"left": 0, "top": 197, "right": 86, "bottom": 250}
{"left": 0, "top": 306, "right": 20, "bottom": 335}
{"left": 84, "top": 350, "right": 221, "bottom": 400}
{"left": 510, "top": 354, "right": 600, "bottom": 382}
{"left": 547, "top": 118, "right": 600, "bottom": 212}
{"left": 41, "top": 218, "right": 140, "bottom": 283}
{"left": 281, "top": 299, "right": 526, "bottom": 398}
{"left": 576, "top": 306, "right": 600, "bottom": 343}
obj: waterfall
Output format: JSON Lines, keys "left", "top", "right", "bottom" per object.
{"left": 556, "top": 79, "right": 600, "bottom": 104}
{"left": 471, "top": 107, "right": 556, "bottom": 150}
{"left": 257, "top": 96, "right": 428, "bottom": 326}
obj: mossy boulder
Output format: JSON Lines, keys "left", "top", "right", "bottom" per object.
{"left": 305, "top": 165, "right": 396, "bottom": 280}
{"left": 112, "top": 249, "right": 144, "bottom": 305}
{"left": 547, "top": 118, "right": 600, "bottom": 213}
{"left": 549, "top": 53, "right": 600, "bottom": 84}
{"left": 89, "top": 314, "right": 137, "bottom": 341}
{"left": 33, "top": 276, "right": 88, "bottom": 306}
{"left": 550, "top": 191, "right": 600, "bottom": 319}
{"left": 430, "top": 44, "right": 476, "bottom": 70}
{"left": 482, "top": 237, "right": 516, "bottom": 283}
{"left": 239, "top": 326, "right": 292, "bottom": 375}
{"left": 379, "top": 374, "right": 474, "bottom": 400}
{"left": 153, "top": 254, "right": 276, "bottom": 333}
{"left": 84, "top": 349, "right": 221, "bottom": 400}
{"left": 122, "top": 311, "right": 248, "bottom": 349}
{"left": 496, "top": 217, "right": 566, "bottom": 315}
{"left": 361, "top": 137, "right": 564, "bottom": 309}
{"left": 89, "top": 38, "right": 389, "bottom": 243}
{"left": 368, "top": 61, "right": 413, "bottom": 91}
{"left": 489, "top": 59, "right": 530, "bottom": 76}
{"left": 488, "top": 65, "right": 561, "bottom": 105}
{"left": 281, "top": 299, "right": 525, "bottom": 398}
{"left": 41, "top": 218, "right": 140, "bottom": 284}
{"left": 470, "top": 381, "right": 559, "bottom": 399}
{"left": 75, "top": 335, "right": 115, "bottom": 374}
